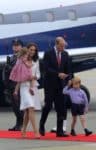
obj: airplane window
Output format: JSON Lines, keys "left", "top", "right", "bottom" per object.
{"left": 0, "top": 14, "right": 4, "bottom": 24}
{"left": 22, "top": 13, "right": 31, "bottom": 23}
{"left": 68, "top": 10, "right": 77, "bottom": 21}
{"left": 46, "top": 11, "right": 55, "bottom": 22}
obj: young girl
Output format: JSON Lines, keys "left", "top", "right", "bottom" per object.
{"left": 63, "top": 77, "right": 92, "bottom": 136}
{"left": 9, "top": 47, "right": 34, "bottom": 95}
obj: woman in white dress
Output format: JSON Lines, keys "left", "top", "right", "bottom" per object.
{"left": 20, "top": 43, "right": 41, "bottom": 138}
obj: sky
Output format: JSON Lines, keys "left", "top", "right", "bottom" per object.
{"left": 0, "top": 0, "right": 95, "bottom": 14}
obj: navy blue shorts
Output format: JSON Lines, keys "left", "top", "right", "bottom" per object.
{"left": 71, "top": 103, "right": 85, "bottom": 116}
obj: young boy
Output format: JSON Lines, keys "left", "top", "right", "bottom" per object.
{"left": 63, "top": 77, "right": 92, "bottom": 136}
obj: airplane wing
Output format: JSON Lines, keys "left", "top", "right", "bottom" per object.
{"left": 1, "top": 47, "right": 96, "bottom": 73}
{"left": 39, "top": 47, "right": 96, "bottom": 73}
{"left": 68, "top": 47, "right": 96, "bottom": 72}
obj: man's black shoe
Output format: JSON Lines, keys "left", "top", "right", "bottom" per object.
{"left": 39, "top": 125, "right": 45, "bottom": 136}
{"left": 14, "top": 126, "right": 21, "bottom": 131}
{"left": 8, "top": 126, "right": 21, "bottom": 131}
{"left": 50, "top": 129, "right": 56, "bottom": 133}
{"left": 8, "top": 126, "right": 16, "bottom": 131}
{"left": 56, "top": 132, "right": 69, "bottom": 137}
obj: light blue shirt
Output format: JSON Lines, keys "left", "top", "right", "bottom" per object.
{"left": 63, "top": 86, "right": 88, "bottom": 108}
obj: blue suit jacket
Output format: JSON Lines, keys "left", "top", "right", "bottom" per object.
{"left": 43, "top": 48, "right": 72, "bottom": 89}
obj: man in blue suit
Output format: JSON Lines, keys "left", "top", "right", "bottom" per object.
{"left": 39, "top": 37, "right": 72, "bottom": 137}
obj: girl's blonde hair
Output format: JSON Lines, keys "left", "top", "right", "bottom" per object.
{"left": 17, "top": 47, "right": 28, "bottom": 58}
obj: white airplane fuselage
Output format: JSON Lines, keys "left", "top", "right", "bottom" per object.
{"left": 0, "top": 0, "right": 96, "bottom": 106}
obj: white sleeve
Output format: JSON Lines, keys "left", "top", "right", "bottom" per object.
{"left": 35, "top": 61, "right": 41, "bottom": 80}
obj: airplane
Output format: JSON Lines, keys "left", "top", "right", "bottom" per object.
{"left": 0, "top": 0, "right": 96, "bottom": 106}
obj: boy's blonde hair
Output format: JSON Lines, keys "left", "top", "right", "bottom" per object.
{"left": 72, "top": 76, "right": 81, "bottom": 84}
{"left": 17, "top": 47, "right": 28, "bottom": 58}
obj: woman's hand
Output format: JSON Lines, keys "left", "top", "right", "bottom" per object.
{"left": 32, "top": 76, "right": 37, "bottom": 80}
{"left": 28, "top": 76, "right": 37, "bottom": 81}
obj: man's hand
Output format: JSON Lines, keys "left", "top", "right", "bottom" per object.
{"left": 58, "top": 73, "right": 68, "bottom": 80}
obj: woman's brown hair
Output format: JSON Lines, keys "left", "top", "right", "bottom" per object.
{"left": 27, "top": 43, "right": 39, "bottom": 62}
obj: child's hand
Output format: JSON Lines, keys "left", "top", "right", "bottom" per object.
{"left": 68, "top": 80, "right": 72, "bottom": 87}
{"left": 85, "top": 107, "right": 88, "bottom": 113}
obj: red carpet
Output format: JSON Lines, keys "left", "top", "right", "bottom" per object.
{"left": 0, "top": 130, "right": 95, "bottom": 142}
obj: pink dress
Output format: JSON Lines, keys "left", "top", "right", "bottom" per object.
{"left": 9, "top": 58, "right": 32, "bottom": 82}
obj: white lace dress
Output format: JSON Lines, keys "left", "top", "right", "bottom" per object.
{"left": 20, "top": 60, "right": 41, "bottom": 110}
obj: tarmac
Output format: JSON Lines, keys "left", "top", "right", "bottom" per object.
{"left": 0, "top": 69, "right": 96, "bottom": 150}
